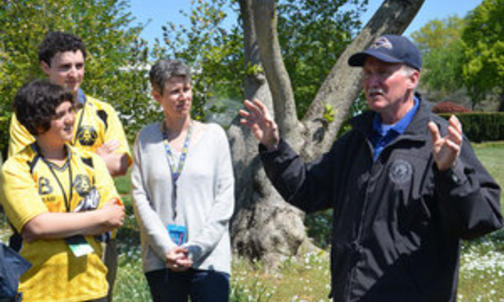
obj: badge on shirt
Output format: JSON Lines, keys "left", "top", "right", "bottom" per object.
{"left": 167, "top": 224, "right": 187, "bottom": 246}
{"left": 389, "top": 159, "right": 413, "bottom": 185}
{"left": 65, "top": 235, "right": 94, "bottom": 257}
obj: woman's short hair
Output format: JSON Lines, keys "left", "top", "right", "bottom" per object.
{"left": 149, "top": 59, "right": 191, "bottom": 95}
{"left": 14, "top": 80, "right": 74, "bottom": 136}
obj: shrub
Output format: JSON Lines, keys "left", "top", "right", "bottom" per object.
{"left": 437, "top": 112, "right": 504, "bottom": 142}
{"left": 432, "top": 101, "right": 473, "bottom": 113}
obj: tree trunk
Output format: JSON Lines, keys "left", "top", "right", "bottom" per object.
{"left": 249, "top": 0, "right": 305, "bottom": 150}
{"left": 229, "top": 0, "right": 425, "bottom": 265}
{"left": 228, "top": 0, "right": 311, "bottom": 267}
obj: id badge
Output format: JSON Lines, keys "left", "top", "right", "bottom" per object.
{"left": 65, "top": 235, "right": 94, "bottom": 257}
{"left": 167, "top": 224, "right": 187, "bottom": 246}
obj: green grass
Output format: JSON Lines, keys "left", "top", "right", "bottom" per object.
{"left": 457, "top": 141, "right": 504, "bottom": 301}
{"left": 474, "top": 142, "right": 504, "bottom": 197}
{"left": 230, "top": 252, "right": 332, "bottom": 302}
{"left": 114, "top": 173, "right": 133, "bottom": 195}
{"left": 114, "top": 246, "right": 151, "bottom": 301}
{"left": 458, "top": 230, "right": 504, "bottom": 301}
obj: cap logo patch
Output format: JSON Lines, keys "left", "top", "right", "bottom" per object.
{"left": 370, "top": 37, "right": 393, "bottom": 50}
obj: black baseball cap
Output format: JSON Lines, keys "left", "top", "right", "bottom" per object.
{"left": 348, "top": 35, "right": 422, "bottom": 71}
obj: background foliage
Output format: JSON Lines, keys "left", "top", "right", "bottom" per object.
{"left": 156, "top": 0, "right": 244, "bottom": 122}
{"left": 438, "top": 112, "right": 504, "bottom": 142}
{"left": 0, "top": 0, "right": 155, "bottom": 153}
{"left": 411, "top": 0, "right": 503, "bottom": 109}
{"left": 411, "top": 16, "right": 466, "bottom": 100}
{"left": 432, "top": 101, "right": 472, "bottom": 113}
{"left": 158, "top": 0, "right": 368, "bottom": 122}
{"left": 461, "top": 0, "right": 504, "bottom": 105}
{"left": 276, "top": 0, "right": 367, "bottom": 118}
{"left": 1, "top": 0, "right": 502, "bottom": 146}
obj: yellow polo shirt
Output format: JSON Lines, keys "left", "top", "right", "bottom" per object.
{"left": 0, "top": 144, "right": 121, "bottom": 302}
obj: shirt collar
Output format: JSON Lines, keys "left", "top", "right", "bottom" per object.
{"left": 77, "top": 88, "right": 86, "bottom": 105}
{"left": 372, "top": 96, "right": 419, "bottom": 137}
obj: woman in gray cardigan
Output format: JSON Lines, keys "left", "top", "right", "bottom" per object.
{"left": 131, "top": 59, "right": 235, "bottom": 302}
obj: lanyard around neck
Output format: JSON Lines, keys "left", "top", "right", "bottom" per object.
{"left": 162, "top": 121, "right": 193, "bottom": 220}
{"left": 34, "top": 145, "right": 73, "bottom": 212}
{"left": 162, "top": 122, "right": 193, "bottom": 183}
{"left": 71, "top": 102, "right": 86, "bottom": 146}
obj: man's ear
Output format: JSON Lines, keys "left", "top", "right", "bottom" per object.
{"left": 408, "top": 69, "right": 420, "bottom": 90}
{"left": 40, "top": 61, "right": 51, "bottom": 76}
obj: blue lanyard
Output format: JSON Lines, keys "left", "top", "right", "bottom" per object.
{"left": 71, "top": 99, "right": 86, "bottom": 146}
{"left": 161, "top": 122, "right": 193, "bottom": 220}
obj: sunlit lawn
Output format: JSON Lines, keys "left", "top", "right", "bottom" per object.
{"left": 458, "top": 142, "right": 504, "bottom": 302}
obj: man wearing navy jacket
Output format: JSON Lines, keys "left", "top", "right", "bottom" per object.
{"left": 239, "top": 35, "right": 503, "bottom": 301}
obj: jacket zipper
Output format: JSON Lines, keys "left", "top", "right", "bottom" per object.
{"left": 343, "top": 137, "right": 375, "bottom": 301}
{"left": 343, "top": 133, "right": 424, "bottom": 301}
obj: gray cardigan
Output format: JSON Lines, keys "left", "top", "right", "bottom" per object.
{"left": 131, "top": 122, "right": 235, "bottom": 274}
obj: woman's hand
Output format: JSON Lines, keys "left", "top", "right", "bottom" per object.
{"left": 166, "top": 247, "right": 193, "bottom": 272}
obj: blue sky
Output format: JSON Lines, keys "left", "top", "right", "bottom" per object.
{"left": 128, "top": 0, "right": 483, "bottom": 45}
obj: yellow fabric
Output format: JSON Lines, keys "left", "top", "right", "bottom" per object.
{"left": 7, "top": 113, "right": 33, "bottom": 159}
{"left": 8, "top": 95, "right": 132, "bottom": 166}
{"left": 0, "top": 144, "right": 121, "bottom": 302}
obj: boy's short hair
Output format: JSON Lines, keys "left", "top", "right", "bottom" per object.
{"left": 38, "top": 31, "right": 87, "bottom": 66}
{"left": 14, "top": 80, "right": 74, "bottom": 136}
{"left": 149, "top": 59, "right": 191, "bottom": 95}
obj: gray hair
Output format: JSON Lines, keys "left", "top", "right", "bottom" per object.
{"left": 149, "top": 59, "right": 192, "bottom": 95}
{"left": 401, "top": 64, "right": 417, "bottom": 76}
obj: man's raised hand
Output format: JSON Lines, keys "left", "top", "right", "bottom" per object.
{"left": 428, "top": 115, "right": 463, "bottom": 171}
{"left": 239, "top": 99, "right": 280, "bottom": 151}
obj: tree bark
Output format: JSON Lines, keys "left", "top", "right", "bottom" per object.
{"left": 229, "top": 0, "right": 425, "bottom": 265}
{"left": 228, "top": 0, "right": 311, "bottom": 267}
{"left": 249, "top": 0, "right": 304, "bottom": 150}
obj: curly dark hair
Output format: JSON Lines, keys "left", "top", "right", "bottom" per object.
{"left": 14, "top": 80, "right": 74, "bottom": 136}
{"left": 38, "top": 31, "right": 87, "bottom": 66}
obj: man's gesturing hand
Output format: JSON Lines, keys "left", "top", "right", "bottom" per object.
{"left": 428, "top": 115, "right": 463, "bottom": 171}
{"left": 239, "top": 99, "right": 280, "bottom": 151}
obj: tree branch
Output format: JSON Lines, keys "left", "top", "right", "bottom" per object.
{"left": 251, "top": 0, "right": 303, "bottom": 149}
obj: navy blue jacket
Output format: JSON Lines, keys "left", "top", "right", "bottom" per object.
{"left": 260, "top": 100, "right": 502, "bottom": 301}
